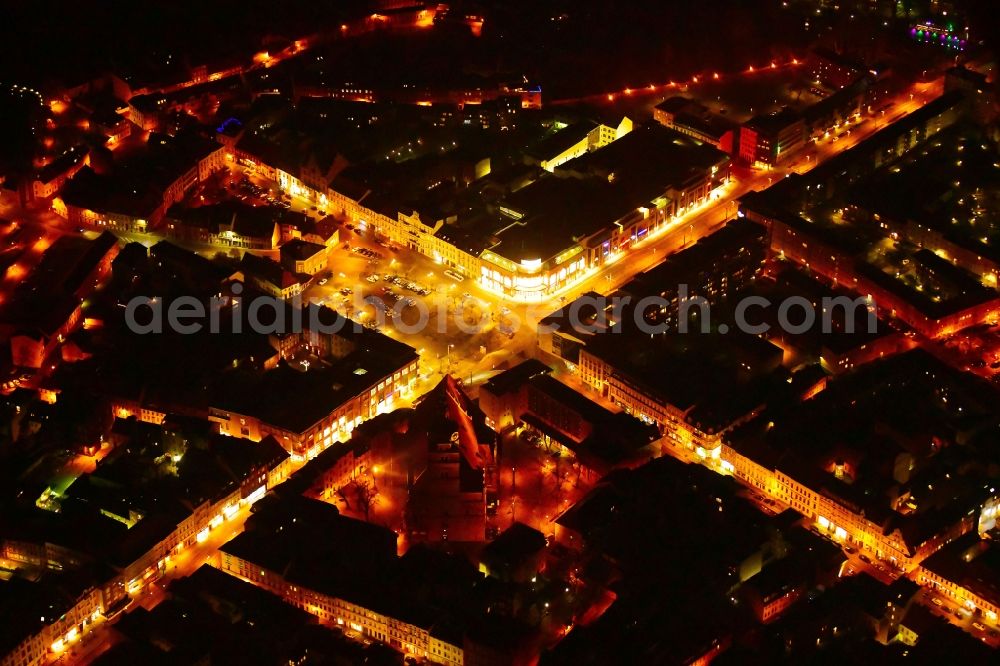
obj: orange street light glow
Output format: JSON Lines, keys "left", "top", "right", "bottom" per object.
{"left": 6, "top": 264, "right": 27, "bottom": 281}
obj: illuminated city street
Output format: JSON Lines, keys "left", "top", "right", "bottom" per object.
{"left": 1, "top": 2, "right": 999, "bottom": 665}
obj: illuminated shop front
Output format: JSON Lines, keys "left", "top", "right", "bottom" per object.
{"left": 479, "top": 248, "right": 589, "bottom": 301}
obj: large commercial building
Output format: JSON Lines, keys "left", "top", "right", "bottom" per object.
{"left": 236, "top": 122, "right": 730, "bottom": 301}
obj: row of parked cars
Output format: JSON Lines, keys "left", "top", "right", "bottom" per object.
{"left": 383, "top": 274, "right": 431, "bottom": 296}
{"left": 232, "top": 177, "right": 293, "bottom": 209}
{"left": 382, "top": 289, "right": 417, "bottom": 308}
{"left": 351, "top": 246, "right": 384, "bottom": 260}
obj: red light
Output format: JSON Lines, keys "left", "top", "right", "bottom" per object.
{"left": 748, "top": 65, "right": 755, "bottom": 72}
{"left": 792, "top": 58, "right": 799, "bottom": 65}
{"left": 624, "top": 88, "right": 632, "bottom": 95}
{"left": 770, "top": 62, "right": 777, "bottom": 69}
{"left": 692, "top": 76, "right": 699, "bottom": 84}
{"left": 607, "top": 93, "right": 614, "bottom": 101}
{"left": 713, "top": 72, "right": 720, "bottom": 80}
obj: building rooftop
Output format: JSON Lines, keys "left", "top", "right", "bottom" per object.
{"left": 848, "top": 123, "right": 1000, "bottom": 267}
{"left": 556, "top": 123, "right": 729, "bottom": 191}
{"left": 921, "top": 532, "right": 1000, "bottom": 611}
{"left": 585, "top": 328, "right": 786, "bottom": 434}
{"left": 36, "top": 144, "right": 88, "bottom": 184}
{"left": 494, "top": 175, "right": 636, "bottom": 263}
{"left": 481, "top": 358, "right": 552, "bottom": 396}
{"left": 480, "top": 522, "right": 546, "bottom": 572}
{"left": 801, "top": 76, "right": 870, "bottom": 125}
{"left": 0, "top": 571, "right": 100, "bottom": 658}
{"left": 220, "top": 494, "right": 397, "bottom": 585}
{"left": 524, "top": 120, "right": 598, "bottom": 162}
{"left": 804, "top": 89, "right": 966, "bottom": 186}
{"left": 654, "top": 96, "right": 696, "bottom": 114}
{"left": 726, "top": 350, "right": 999, "bottom": 550}
{"left": 0, "top": 231, "right": 118, "bottom": 336}
{"left": 218, "top": 494, "right": 483, "bottom": 635}
{"left": 744, "top": 108, "right": 802, "bottom": 136}
{"left": 213, "top": 343, "right": 415, "bottom": 435}
{"left": 62, "top": 130, "right": 220, "bottom": 218}
{"left": 240, "top": 252, "right": 307, "bottom": 291}
{"left": 671, "top": 109, "right": 737, "bottom": 141}
{"left": 279, "top": 238, "right": 327, "bottom": 262}
{"left": 490, "top": 124, "right": 729, "bottom": 265}
{"left": 622, "top": 218, "right": 765, "bottom": 299}
{"left": 167, "top": 201, "right": 283, "bottom": 242}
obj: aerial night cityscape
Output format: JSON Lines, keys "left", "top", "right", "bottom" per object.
{"left": 1, "top": 1, "right": 999, "bottom": 664}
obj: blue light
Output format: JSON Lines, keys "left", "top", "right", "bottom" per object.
{"left": 216, "top": 117, "right": 243, "bottom": 134}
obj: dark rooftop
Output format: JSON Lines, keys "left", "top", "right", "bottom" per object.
{"left": 279, "top": 238, "right": 327, "bottom": 262}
